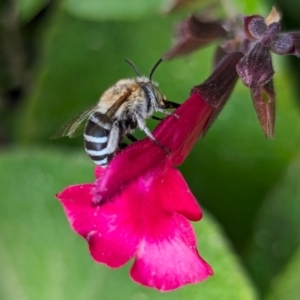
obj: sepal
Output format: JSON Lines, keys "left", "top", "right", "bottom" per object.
{"left": 250, "top": 80, "right": 275, "bottom": 138}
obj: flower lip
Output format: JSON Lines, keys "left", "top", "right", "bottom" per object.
{"left": 57, "top": 160, "right": 213, "bottom": 291}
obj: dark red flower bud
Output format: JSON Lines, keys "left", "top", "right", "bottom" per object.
{"left": 279, "top": 32, "right": 300, "bottom": 57}
{"left": 242, "top": 15, "right": 266, "bottom": 40}
{"left": 250, "top": 80, "right": 275, "bottom": 138}
{"left": 193, "top": 51, "right": 244, "bottom": 135}
{"left": 260, "top": 22, "right": 281, "bottom": 47}
{"left": 241, "top": 10, "right": 300, "bottom": 58}
{"left": 291, "top": 32, "right": 300, "bottom": 57}
{"left": 164, "top": 14, "right": 226, "bottom": 59}
{"left": 213, "top": 45, "right": 228, "bottom": 68}
{"left": 236, "top": 42, "right": 274, "bottom": 88}
{"left": 270, "top": 33, "right": 294, "bottom": 54}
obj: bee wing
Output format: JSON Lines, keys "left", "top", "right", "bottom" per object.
{"left": 51, "top": 105, "right": 98, "bottom": 139}
{"left": 104, "top": 88, "right": 133, "bottom": 119}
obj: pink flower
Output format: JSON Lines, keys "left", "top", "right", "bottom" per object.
{"left": 57, "top": 52, "right": 241, "bottom": 291}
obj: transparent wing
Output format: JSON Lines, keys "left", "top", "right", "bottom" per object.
{"left": 52, "top": 87, "right": 132, "bottom": 139}
{"left": 51, "top": 105, "right": 97, "bottom": 139}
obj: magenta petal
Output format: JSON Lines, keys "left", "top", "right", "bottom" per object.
{"left": 94, "top": 166, "right": 105, "bottom": 178}
{"left": 91, "top": 161, "right": 203, "bottom": 269}
{"left": 154, "top": 163, "right": 202, "bottom": 221}
{"left": 94, "top": 140, "right": 166, "bottom": 204}
{"left": 130, "top": 214, "right": 213, "bottom": 291}
{"left": 57, "top": 143, "right": 211, "bottom": 288}
{"left": 57, "top": 184, "right": 96, "bottom": 237}
{"left": 87, "top": 197, "right": 140, "bottom": 268}
{"left": 166, "top": 93, "right": 214, "bottom": 165}
{"left": 58, "top": 184, "right": 139, "bottom": 267}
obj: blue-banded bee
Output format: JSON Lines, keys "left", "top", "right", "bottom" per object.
{"left": 52, "top": 58, "right": 179, "bottom": 166}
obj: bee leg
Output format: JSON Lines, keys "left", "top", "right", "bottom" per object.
{"left": 144, "top": 127, "right": 171, "bottom": 154}
{"left": 151, "top": 115, "right": 163, "bottom": 121}
{"left": 138, "top": 121, "right": 171, "bottom": 154}
{"left": 118, "top": 142, "right": 128, "bottom": 150}
{"left": 163, "top": 100, "right": 181, "bottom": 109}
{"left": 106, "top": 121, "right": 120, "bottom": 154}
{"left": 126, "top": 134, "right": 138, "bottom": 143}
{"left": 138, "top": 118, "right": 170, "bottom": 154}
{"left": 156, "top": 108, "right": 179, "bottom": 119}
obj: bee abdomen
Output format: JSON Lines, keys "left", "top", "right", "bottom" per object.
{"left": 84, "top": 116, "right": 112, "bottom": 166}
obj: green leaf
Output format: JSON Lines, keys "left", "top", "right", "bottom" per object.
{"left": 0, "top": 148, "right": 257, "bottom": 300}
{"left": 62, "top": 0, "right": 167, "bottom": 21}
{"left": 244, "top": 154, "right": 300, "bottom": 295}
{"left": 265, "top": 247, "right": 300, "bottom": 300}
{"left": 60, "top": 0, "right": 266, "bottom": 22}
{"left": 233, "top": 0, "right": 265, "bottom": 15}
{"left": 18, "top": 0, "right": 48, "bottom": 22}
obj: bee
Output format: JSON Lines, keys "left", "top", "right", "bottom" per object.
{"left": 52, "top": 58, "right": 179, "bottom": 166}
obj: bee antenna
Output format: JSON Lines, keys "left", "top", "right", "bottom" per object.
{"left": 125, "top": 59, "right": 141, "bottom": 77}
{"left": 149, "top": 57, "right": 164, "bottom": 80}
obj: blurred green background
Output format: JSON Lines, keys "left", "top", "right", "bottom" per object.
{"left": 1, "top": 0, "right": 300, "bottom": 299}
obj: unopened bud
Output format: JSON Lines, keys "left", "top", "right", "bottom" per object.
{"left": 236, "top": 43, "right": 274, "bottom": 88}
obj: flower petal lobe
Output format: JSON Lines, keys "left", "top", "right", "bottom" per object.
{"left": 130, "top": 214, "right": 213, "bottom": 291}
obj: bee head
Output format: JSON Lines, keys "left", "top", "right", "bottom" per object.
{"left": 124, "top": 57, "right": 164, "bottom": 80}
{"left": 125, "top": 58, "right": 166, "bottom": 105}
